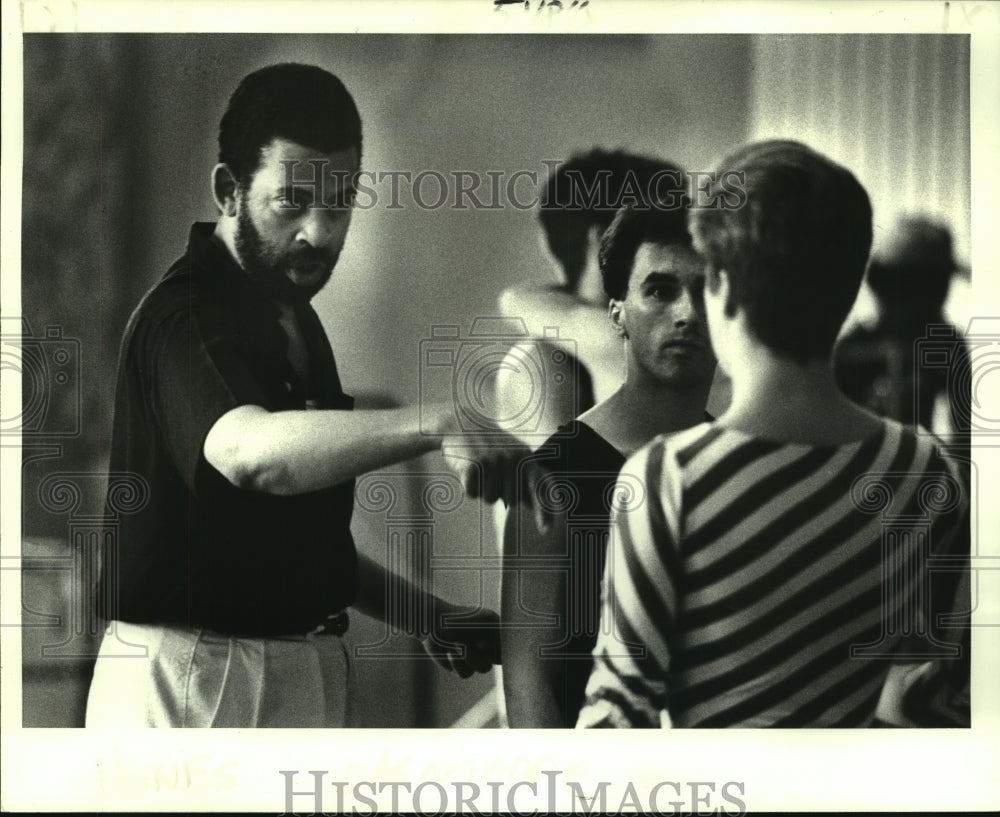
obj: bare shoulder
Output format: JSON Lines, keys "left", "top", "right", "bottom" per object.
{"left": 494, "top": 339, "right": 587, "bottom": 443}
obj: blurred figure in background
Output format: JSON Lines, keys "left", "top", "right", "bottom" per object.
{"left": 834, "top": 215, "right": 972, "bottom": 726}
{"left": 834, "top": 215, "right": 971, "bottom": 456}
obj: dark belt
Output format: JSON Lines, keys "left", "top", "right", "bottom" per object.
{"left": 306, "top": 610, "right": 350, "bottom": 638}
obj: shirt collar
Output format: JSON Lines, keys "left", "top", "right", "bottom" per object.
{"left": 186, "top": 221, "right": 283, "bottom": 322}
{"left": 188, "top": 221, "right": 249, "bottom": 283}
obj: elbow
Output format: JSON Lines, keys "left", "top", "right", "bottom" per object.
{"left": 203, "top": 409, "right": 299, "bottom": 495}
{"left": 227, "top": 437, "right": 304, "bottom": 495}
{"left": 226, "top": 452, "right": 296, "bottom": 495}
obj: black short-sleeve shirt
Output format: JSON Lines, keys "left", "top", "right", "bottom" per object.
{"left": 532, "top": 420, "right": 628, "bottom": 726}
{"left": 97, "top": 222, "right": 358, "bottom": 636}
{"left": 533, "top": 414, "right": 713, "bottom": 725}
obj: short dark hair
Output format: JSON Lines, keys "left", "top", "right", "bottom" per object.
{"left": 599, "top": 203, "right": 692, "bottom": 300}
{"left": 539, "top": 149, "right": 685, "bottom": 291}
{"left": 219, "top": 63, "right": 363, "bottom": 186}
{"left": 689, "top": 140, "right": 872, "bottom": 363}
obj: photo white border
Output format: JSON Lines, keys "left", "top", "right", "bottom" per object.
{"left": 2, "top": 0, "right": 998, "bottom": 812}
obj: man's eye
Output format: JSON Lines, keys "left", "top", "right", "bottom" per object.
{"left": 279, "top": 190, "right": 321, "bottom": 209}
{"left": 330, "top": 191, "right": 357, "bottom": 209}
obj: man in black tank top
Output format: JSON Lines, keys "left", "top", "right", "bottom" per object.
{"left": 501, "top": 202, "right": 717, "bottom": 727}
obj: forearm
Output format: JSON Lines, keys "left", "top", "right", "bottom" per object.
{"left": 354, "top": 552, "right": 501, "bottom": 679}
{"left": 577, "top": 651, "right": 663, "bottom": 728}
{"left": 500, "top": 597, "right": 575, "bottom": 727}
{"left": 578, "top": 595, "right": 666, "bottom": 729}
{"left": 500, "top": 506, "right": 571, "bottom": 727}
{"left": 501, "top": 640, "right": 567, "bottom": 727}
{"left": 353, "top": 551, "right": 435, "bottom": 634}
{"left": 205, "top": 403, "right": 450, "bottom": 495}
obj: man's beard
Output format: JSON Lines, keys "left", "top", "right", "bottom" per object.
{"left": 234, "top": 204, "right": 336, "bottom": 305}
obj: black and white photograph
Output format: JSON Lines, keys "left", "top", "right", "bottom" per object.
{"left": 2, "top": 0, "right": 998, "bottom": 813}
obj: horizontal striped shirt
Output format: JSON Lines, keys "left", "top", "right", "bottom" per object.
{"left": 577, "top": 418, "right": 968, "bottom": 728}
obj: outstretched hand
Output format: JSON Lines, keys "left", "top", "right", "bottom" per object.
{"left": 441, "top": 434, "right": 551, "bottom": 532}
{"left": 421, "top": 603, "right": 502, "bottom": 679}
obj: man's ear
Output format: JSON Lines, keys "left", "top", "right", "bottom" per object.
{"left": 212, "top": 163, "right": 239, "bottom": 217}
{"left": 586, "top": 224, "right": 603, "bottom": 255}
{"left": 609, "top": 298, "right": 628, "bottom": 339}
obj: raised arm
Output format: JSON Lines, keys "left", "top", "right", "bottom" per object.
{"left": 498, "top": 284, "right": 622, "bottom": 376}
{"left": 147, "top": 290, "right": 546, "bottom": 510}
{"left": 205, "top": 402, "right": 446, "bottom": 495}
{"left": 203, "top": 401, "right": 547, "bottom": 514}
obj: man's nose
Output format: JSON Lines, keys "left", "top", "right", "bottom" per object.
{"left": 674, "top": 287, "right": 701, "bottom": 327}
{"left": 296, "top": 207, "right": 338, "bottom": 249}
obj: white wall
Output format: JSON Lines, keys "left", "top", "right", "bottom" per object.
{"left": 748, "top": 34, "right": 971, "bottom": 329}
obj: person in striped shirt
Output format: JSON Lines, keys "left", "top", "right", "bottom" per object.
{"left": 577, "top": 140, "right": 970, "bottom": 728}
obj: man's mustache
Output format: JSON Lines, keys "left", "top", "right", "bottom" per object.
{"left": 288, "top": 247, "right": 338, "bottom": 270}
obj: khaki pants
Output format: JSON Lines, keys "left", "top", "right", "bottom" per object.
{"left": 86, "top": 621, "right": 352, "bottom": 728}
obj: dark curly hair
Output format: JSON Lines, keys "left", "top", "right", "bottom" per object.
{"left": 218, "top": 63, "right": 363, "bottom": 187}
{"left": 599, "top": 202, "right": 693, "bottom": 300}
{"left": 539, "top": 149, "right": 686, "bottom": 291}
